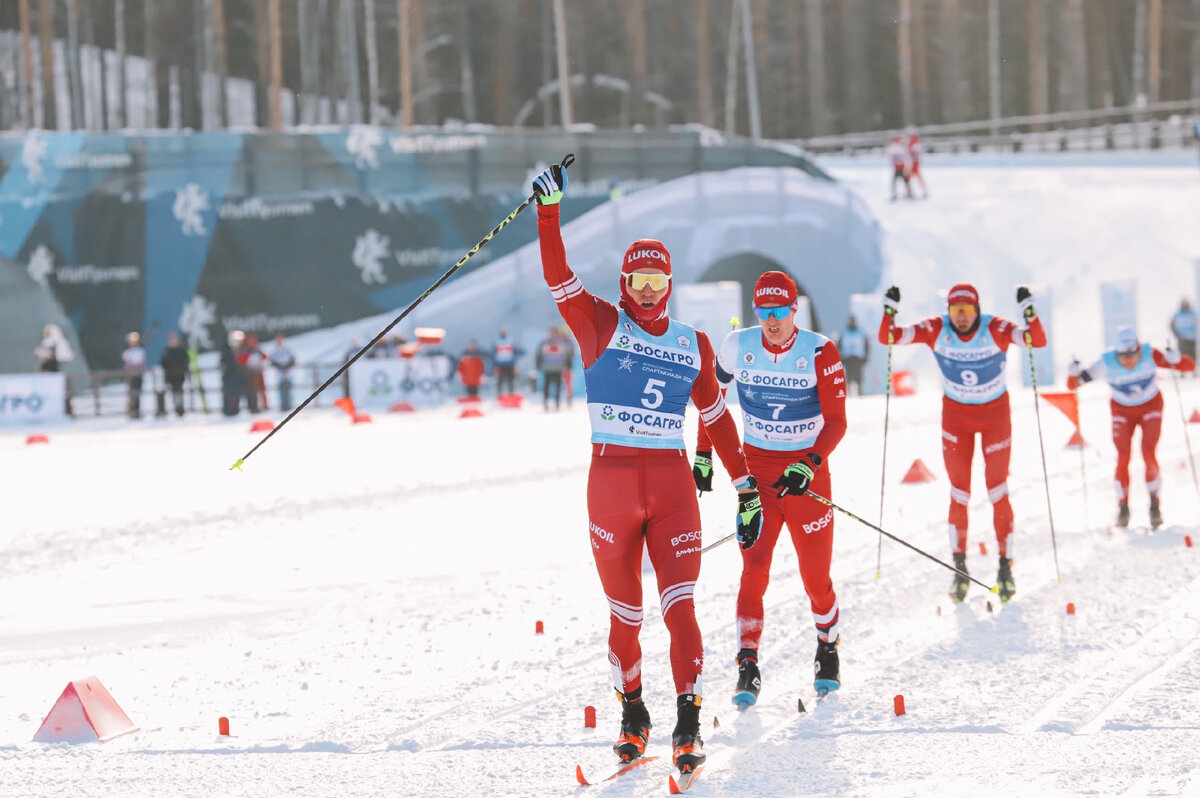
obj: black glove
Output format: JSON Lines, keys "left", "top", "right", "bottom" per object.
{"left": 735, "top": 477, "right": 762, "bottom": 550}
{"left": 1016, "top": 286, "right": 1036, "bottom": 319}
{"left": 692, "top": 451, "right": 713, "bottom": 496}
{"left": 772, "top": 452, "right": 822, "bottom": 498}
{"left": 884, "top": 286, "right": 901, "bottom": 316}
{"left": 532, "top": 163, "right": 567, "bottom": 205}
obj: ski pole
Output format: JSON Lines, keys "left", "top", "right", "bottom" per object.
{"left": 1072, "top": 385, "right": 1088, "bottom": 525}
{"left": 1025, "top": 330, "right": 1062, "bottom": 584}
{"left": 1168, "top": 358, "right": 1200, "bottom": 501}
{"left": 806, "top": 489, "right": 997, "bottom": 593}
{"left": 230, "top": 153, "right": 576, "bottom": 471}
{"left": 875, "top": 316, "right": 895, "bottom": 579}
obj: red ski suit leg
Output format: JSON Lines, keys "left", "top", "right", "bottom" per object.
{"left": 941, "top": 395, "right": 1014, "bottom": 556}
{"left": 736, "top": 450, "right": 838, "bottom": 652}
{"left": 1111, "top": 394, "right": 1164, "bottom": 500}
{"left": 588, "top": 448, "right": 705, "bottom": 698}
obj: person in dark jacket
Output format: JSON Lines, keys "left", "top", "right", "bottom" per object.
{"left": 160, "top": 330, "right": 190, "bottom": 417}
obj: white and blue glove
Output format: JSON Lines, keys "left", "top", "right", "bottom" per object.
{"left": 532, "top": 164, "right": 567, "bottom": 206}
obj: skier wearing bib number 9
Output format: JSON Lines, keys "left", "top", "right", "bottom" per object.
{"left": 878, "top": 282, "right": 1046, "bottom": 604}
{"left": 693, "top": 270, "right": 848, "bottom": 707}
{"left": 532, "top": 162, "right": 762, "bottom": 776}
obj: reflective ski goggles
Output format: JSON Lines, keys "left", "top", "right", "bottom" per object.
{"left": 625, "top": 272, "right": 671, "bottom": 292}
{"left": 947, "top": 303, "right": 978, "bottom": 316}
{"left": 753, "top": 305, "right": 793, "bottom": 322}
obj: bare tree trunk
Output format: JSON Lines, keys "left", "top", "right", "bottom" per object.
{"left": 695, "top": 0, "right": 711, "bottom": 128}
{"left": 460, "top": 0, "right": 479, "bottom": 123}
{"left": 1027, "top": 0, "right": 1047, "bottom": 126}
{"left": 397, "top": 0, "right": 412, "bottom": 127}
{"left": 19, "top": 0, "right": 34, "bottom": 128}
{"left": 212, "top": 0, "right": 229, "bottom": 127}
{"left": 625, "top": 0, "right": 647, "bottom": 127}
{"left": 987, "top": 0, "right": 1000, "bottom": 134}
{"left": 81, "top": 0, "right": 104, "bottom": 129}
{"left": 805, "top": 0, "right": 828, "bottom": 135}
{"left": 410, "top": 0, "right": 427, "bottom": 124}
{"left": 739, "top": 0, "right": 760, "bottom": 139}
{"left": 723, "top": 0, "right": 739, "bottom": 134}
{"left": 267, "top": 0, "right": 281, "bottom": 128}
{"left": 841, "top": 0, "right": 869, "bottom": 129}
{"left": 38, "top": 0, "right": 56, "bottom": 129}
{"left": 339, "top": 0, "right": 362, "bottom": 123}
{"left": 144, "top": 0, "right": 157, "bottom": 127}
{"left": 363, "top": 0, "right": 379, "bottom": 123}
{"left": 940, "top": 0, "right": 960, "bottom": 123}
{"left": 193, "top": 0, "right": 207, "bottom": 129}
{"left": 912, "top": 0, "right": 931, "bottom": 123}
{"left": 1193, "top": 0, "right": 1200, "bottom": 101}
{"left": 784, "top": 1, "right": 802, "bottom": 134}
{"left": 1057, "top": 0, "right": 1088, "bottom": 112}
{"left": 114, "top": 0, "right": 126, "bottom": 128}
{"left": 1133, "top": 0, "right": 1147, "bottom": 104}
{"left": 1147, "top": 0, "right": 1161, "bottom": 103}
{"left": 898, "top": 0, "right": 914, "bottom": 125}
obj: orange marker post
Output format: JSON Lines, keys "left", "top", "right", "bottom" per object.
{"left": 219, "top": 717, "right": 230, "bottom": 736}
{"left": 583, "top": 706, "right": 596, "bottom": 728}
{"left": 893, "top": 695, "right": 906, "bottom": 716}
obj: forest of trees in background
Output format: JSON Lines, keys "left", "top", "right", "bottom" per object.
{"left": 1, "top": 0, "right": 1199, "bottom": 138}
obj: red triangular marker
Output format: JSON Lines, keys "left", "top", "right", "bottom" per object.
{"left": 33, "top": 676, "right": 138, "bottom": 743}
{"left": 1065, "top": 429, "right": 1086, "bottom": 448}
{"left": 1189, "top": 409, "right": 1200, "bottom": 424}
{"left": 901, "top": 459, "right": 937, "bottom": 483}
{"left": 333, "top": 397, "right": 356, "bottom": 417}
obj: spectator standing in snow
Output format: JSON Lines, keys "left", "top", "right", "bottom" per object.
{"left": 536, "top": 326, "right": 569, "bottom": 411}
{"left": 533, "top": 161, "right": 761, "bottom": 775}
{"left": 34, "top": 323, "right": 73, "bottom": 372}
{"left": 159, "top": 330, "right": 190, "bottom": 417}
{"left": 1068, "top": 326, "right": 1195, "bottom": 528}
{"left": 122, "top": 331, "right": 147, "bottom": 419}
{"left": 694, "top": 270, "right": 848, "bottom": 707}
{"left": 887, "top": 134, "right": 913, "bottom": 201}
{"left": 1170, "top": 299, "right": 1196, "bottom": 365}
{"left": 456, "top": 340, "right": 486, "bottom": 398}
{"left": 492, "top": 327, "right": 519, "bottom": 396}
{"left": 221, "top": 330, "right": 252, "bottom": 416}
{"left": 879, "top": 282, "right": 1046, "bottom": 604}
{"left": 269, "top": 333, "right": 297, "bottom": 411}
{"left": 835, "top": 316, "right": 869, "bottom": 396}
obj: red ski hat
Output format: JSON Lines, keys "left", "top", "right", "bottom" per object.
{"left": 947, "top": 282, "right": 979, "bottom": 307}
{"left": 621, "top": 239, "right": 671, "bottom": 276}
{"left": 753, "top": 271, "right": 798, "bottom": 307}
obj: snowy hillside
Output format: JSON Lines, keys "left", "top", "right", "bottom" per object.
{"left": 2, "top": 152, "right": 1199, "bottom": 797}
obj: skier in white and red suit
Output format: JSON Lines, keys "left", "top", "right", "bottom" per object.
{"left": 532, "top": 162, "right": 763, "bottom": 772}
{"left": 877, "top": 282, "right": 1047, "bottom": 603}
{"left": 693, "top": 270, "right": 848, "bottom": 706}
{"left": 1067, "top": 325, "right": 1195, "bottom": 529}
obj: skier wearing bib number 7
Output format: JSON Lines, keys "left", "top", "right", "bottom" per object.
{"left": 692, "top": 270, "right": 848, "bottom": 707}
{"left": 878, "top": 283, "right": 1046, "bottom": 604}
{"left": 531, "top": 162, "right": 762, "bottom": 777}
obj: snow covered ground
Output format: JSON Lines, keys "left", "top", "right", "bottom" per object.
{"left": 2, "top": 152, "right": 1199, "bottom": 797}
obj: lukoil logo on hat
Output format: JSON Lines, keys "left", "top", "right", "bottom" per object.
{"left": 947, "top": 282, "right": 979, "bottom": 306}
{"left": 753, "top": 271, "right": 798, "bottom": 306}
{"left": 622, "top": 240, "right": 671, "bottom": 274}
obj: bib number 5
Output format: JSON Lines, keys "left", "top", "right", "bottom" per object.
{"left": 642, "top": 378, "right": 666, "bottom": 409}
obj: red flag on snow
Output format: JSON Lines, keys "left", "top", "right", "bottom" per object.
{"left": 1040, "top": 391, "right": 1079, "bottom": 429}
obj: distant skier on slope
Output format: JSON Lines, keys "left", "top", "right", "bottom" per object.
{"left": 693, "top": 270, "right": 848, "bottom": 707}
{"left": 878, "top": 283, "right": 1047, "bottom": 603}
{"left": 1068, "top": 325, "right": 1195, "bottom": 529}
{"left": 906, "top": 129, "right": 928, "bottom": 199}
{"left": 532, "top": 161, "right": 762, "bottom": 775}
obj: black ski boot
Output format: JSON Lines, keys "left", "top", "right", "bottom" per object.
{"left": 1150, "top": 496, "right": 1163, "bottom": 529}
{"left": 997, "top": 556, "right": 1016, "bottom": 603}
{"left": 814, "top": 636, "right": 841, "bottom": 694}
{"left": 612, "top": 688, "right": 651, "bottom": 763}
{"left": 732, "top": 648, "right": 761, "bottom": 709}
{"left": 1116, "top": 501, "right": 1130, "bottom": 527}
{"left": 671, "top": 694, "right": 706, "bottom": 772}
{"left": 950, "top": 552, "right": 970, "bottom": 603}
